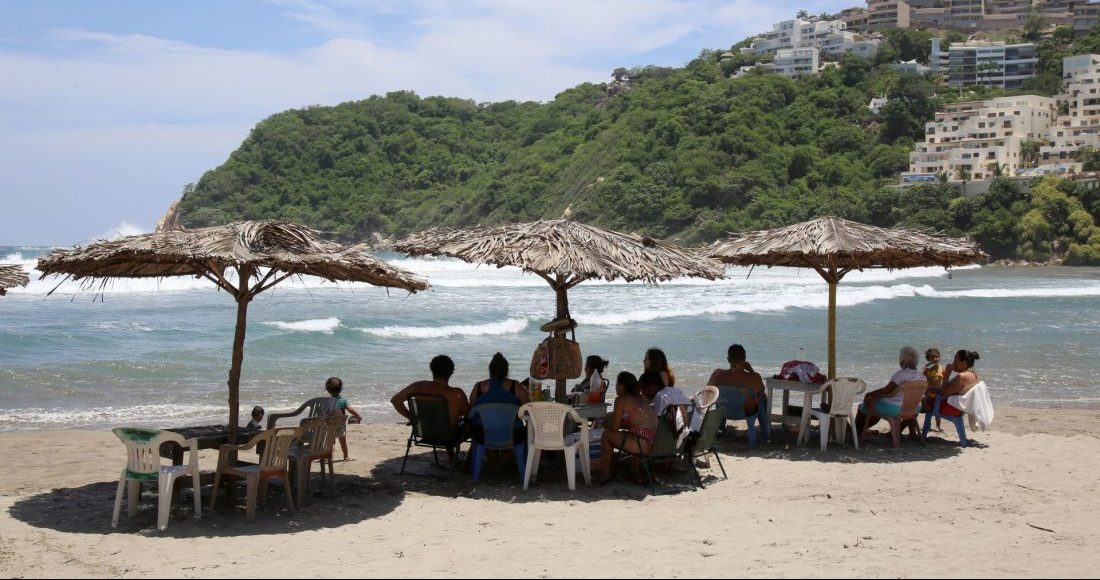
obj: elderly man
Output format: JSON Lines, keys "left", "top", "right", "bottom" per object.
{"left": 855, "top": 346, "right": 926, "bottom": 434}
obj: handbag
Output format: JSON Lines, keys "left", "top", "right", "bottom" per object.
{"left": 530, "top": 338, "right": 551, "bottom": 380}
{"left": 529, "top": 328, "right": 583, "bottom": 380}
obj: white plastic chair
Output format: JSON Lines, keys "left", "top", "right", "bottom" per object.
{"left": 518, "top": 402, "right": 590, "bottom": 491}
{"left": 691, "top": 386, "right": 720, "bottom": 433}
{"left": 799, "top": 378, "right": 867, "bottom": 451}
{"left": 111, "top": 427, "right": 201, "bottom": 531}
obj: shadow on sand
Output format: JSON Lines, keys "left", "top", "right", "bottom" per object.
{"left": 8, "top": 472, "right": 404, "bottom": 537}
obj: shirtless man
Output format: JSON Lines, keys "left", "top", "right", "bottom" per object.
{"left": 390, "top": 355, "right": 470, "bottom": 430}
{"left": 708, "top": 344, "right": 764, "bottom": 414}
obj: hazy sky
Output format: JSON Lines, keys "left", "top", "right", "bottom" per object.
{"left": 0, "top": 0, "right": 854, "bottom": 246}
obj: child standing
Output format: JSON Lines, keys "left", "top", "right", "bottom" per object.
{"left": 923, "top": 348, "right": 945, "bottom": 432}
{"left": 326, "top": 377, "right": 362, "bottom": 461}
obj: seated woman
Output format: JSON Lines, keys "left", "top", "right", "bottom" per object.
{"left": 469, "top": 353, "right": 529, "bottom": 452}
{"left": 855, "top": 346, "right": 926, "bottom": 434}
{"left": 470, "top": 352, "right": 529, "bottom": 407}
{"left": 572, "top": 355, "right": 610, "bottom": 400}
{"left": 643, "top": 348, "right": 676, "bottom": 389}
{"left": 935, "top": 349, "right": 982, "bottom": 417}
{"left": 596, "top": 371, "right": 659, "bottom": 485}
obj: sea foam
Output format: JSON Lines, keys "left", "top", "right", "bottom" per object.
{"left": 263, "top": 317, "right": 342, "bottom": 333}
{"left": 359, "top": 317, "right": 529, "bottom": 338}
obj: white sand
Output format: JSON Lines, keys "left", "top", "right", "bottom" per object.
{"left": 1, "top": 406, "right": 1099, "bottom": 578}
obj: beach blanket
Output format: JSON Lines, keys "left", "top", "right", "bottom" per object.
{"left": 775, "top": 360, "right": 827, "bottom": 384}
{"left": 948, "top": 380, "right": 994, "bottom": 431}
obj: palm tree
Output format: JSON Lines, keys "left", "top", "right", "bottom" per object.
{"left": 797, "top": 9, "right": 809, "bottom": 20}
{"left": 1020, "top": 139, "right": 1044, "bottom": 168}
{"left": 956, "top": 165, "right": 971, "bottom": 195}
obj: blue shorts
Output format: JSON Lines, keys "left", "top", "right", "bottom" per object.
{"left": 860, "top": 399, "right": 903, "bottom": 416}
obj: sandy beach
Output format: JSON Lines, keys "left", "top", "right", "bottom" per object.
{"left": 1, "top": 406, "right": 1099, "bottom": 578}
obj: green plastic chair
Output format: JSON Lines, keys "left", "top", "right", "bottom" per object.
{"left": 618, "top": 405, "right": 691, "bottom": 494}
{"left": 688, "top": 404, "right": 729, "bottom": 488}
{"left": 400, "top": 396, "right": 466, "bottom": 477}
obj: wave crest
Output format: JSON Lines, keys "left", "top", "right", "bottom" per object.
{"left": 359, "top": 317, "right": 529, "bottom": 339}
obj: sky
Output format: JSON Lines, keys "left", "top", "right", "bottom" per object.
{"left": 0, "top": 0, "right": 855, "bottom": 246}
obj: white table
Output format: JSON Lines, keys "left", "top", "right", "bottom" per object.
{"left": 572, "top": 403, "right": 609, "bottom": 421}
{"left": 765, "top": 378, "right": 828, "bottom": 446}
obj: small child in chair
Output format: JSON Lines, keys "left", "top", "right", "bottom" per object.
{"left": 326, "top": 377, "right": 362, "bottom": 461}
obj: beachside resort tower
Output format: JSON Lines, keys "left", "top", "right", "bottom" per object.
{"left": 903, "top": 95, "right": 1057, "bottom": 182}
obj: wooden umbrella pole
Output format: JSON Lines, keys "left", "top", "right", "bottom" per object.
{"left": 554, "top": 280, "right": 570, "bottom": 403}
{"left": 227, "top": 265, "right": 253, "bottom": 444}
{"left": 828, "top": 280, "right": 837, "bottom": 381}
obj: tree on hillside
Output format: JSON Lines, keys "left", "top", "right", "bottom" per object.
{"left": 1024, "top": 14, "right": 1048, "bottom": 43}
{"left": 1075, "top": 145, "right": 1100, "bottom": 171}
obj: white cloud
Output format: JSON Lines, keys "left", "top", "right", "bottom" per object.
{"left": 0, "top": 0, "right": 853, "bottom": 244}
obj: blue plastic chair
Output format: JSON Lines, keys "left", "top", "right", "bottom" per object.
{"left": 922, "top": 394, "right": 968, "bottom": 447}
{"left": 469, "top": 403, "right": 526, "bottom": 482}
{"left": 716, "top": 386, "right": 770, "bottom": 446}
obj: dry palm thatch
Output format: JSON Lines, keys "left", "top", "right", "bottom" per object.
{"left": 708, "top": 217, "right": 986, "bottom": 379}
{"left": 397, "top": 219, "right": 725, "bottom": 285}
{"left": 397, "top": 219, "right": 725, "bottom": 400}
{"left": 707, "top": 216, "right": 986, "bottom": 274}
{"left": 0, "top": 264, "right": 29, "bottom": 296}
{"left": 38, "top": 220, "right": 429, "bottom": 439}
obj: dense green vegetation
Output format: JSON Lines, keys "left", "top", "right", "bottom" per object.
{"left": 176, "top": 26, "right": 1100, "bottom": 264}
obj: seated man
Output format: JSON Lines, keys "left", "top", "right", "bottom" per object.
{"left": 391, "top": 355, "right": 470, "bottom": 431}
{"left": 707, "top": 344, "right": 764, "bottom": 415}
{"left": 855, "top": 346, "right": 926, "bottom": 435}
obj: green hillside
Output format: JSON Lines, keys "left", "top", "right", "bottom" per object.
{"left": 175, "top": 28, "right": 1100, "bottom": 263}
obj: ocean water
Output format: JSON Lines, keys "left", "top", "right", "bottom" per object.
{"left": 2, "top": 246, "right": 1099, "bottom": 431}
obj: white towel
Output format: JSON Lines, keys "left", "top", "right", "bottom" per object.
{"left": 947, "top": 380, "right": 994, "bottom": 431}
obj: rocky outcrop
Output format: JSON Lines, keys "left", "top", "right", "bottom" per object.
{"left": 155, "top": 199, "right": 181, "bottom": 232}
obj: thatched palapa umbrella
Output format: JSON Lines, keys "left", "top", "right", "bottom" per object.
{"left": 0, "top": 264, "right": 29, "bottom": 296}
{"left": 396, "top": 219, "right": 726, "bottom": 401}
{"left": 38, "top": 220, "right": 429, "bottom": 440}
{"left": 708, "top": 216, "right": 986, "bottom": 379}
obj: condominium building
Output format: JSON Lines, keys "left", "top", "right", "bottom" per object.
{"left": 866, "top": 0, "right": 911, "bottom": 29}
{"left": 773, "top": 48, "right": 820, "bottom": 78}
{"left": 929, "top": 38, "right": 1039, "bottom": 89}
{"left": 904, "top": 95, "right": 1057, "bottom": 181}
{"left": 1041, "top": 54, "right": 1100, "bottom": 165}
{"left": 1075, "top": 1, "right": 1100, "bottom": 32}
{"left": 741, "top": 17, "right": 879, "bottom": 59}
{"left": 839, "top": 7, "right": 869, "bottom": 28}
{"left": 871, "top": 0, "right": 1075, "bottom": 30}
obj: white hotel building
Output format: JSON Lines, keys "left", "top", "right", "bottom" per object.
{"left": 741, "top": 17, "right": 880, "bottom": 60}
{"left": 1041, "top": 54, "right": 1100, "bottom": 167}
{"left": 904, "top": 96, "right": 1057, "bottom": 182}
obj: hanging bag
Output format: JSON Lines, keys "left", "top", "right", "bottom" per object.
{"left": 545, "top": 328, "right": 583, "bottom": 380}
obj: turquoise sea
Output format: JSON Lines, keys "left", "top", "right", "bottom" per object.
{"left": 2, "top": 245, "right": 1099, "bottom": 430}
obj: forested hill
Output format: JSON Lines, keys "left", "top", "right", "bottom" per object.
{"left": 174, "top": 29, "right": 1100, "bottom": 263}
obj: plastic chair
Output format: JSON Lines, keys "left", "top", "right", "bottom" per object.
{"left": 688, "top": 404, "right": 728, "bottom": 489}
{"left": 715, "top": 385, "right": 769, "bottom": 445}
{"left": 619, "top": 405, "right": 691, "bottom": 494}
{"left": 289, "top": 414, "right": 342, "bottom": 507}
{"left": 862, "top": 380, "right": 927, "bottom": 449}
{"left": 267, "top": 397, "right": 336, "bottom": 428}
{"left": 400, "top": 396, "right": 466, "bottom": 478}
{"left": 468, "top": 403, "right": 526, "bottom": 483}
{"left": 518, "top": 402, "right": 590, "bottom": 491}
{"left": 111, "top": 427, "right": 201, "bottom": 531}
{"left": 799, "top": 378, "right": 867, "bottom": 451}
{"left": 690, "top": 386, "right": 720, "bottom": 433}
{"left": 922, "top": 394, "right": 969, "bottom": 447}
{"left": 210, "top": 427, "right": 300, "bottom": 521}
